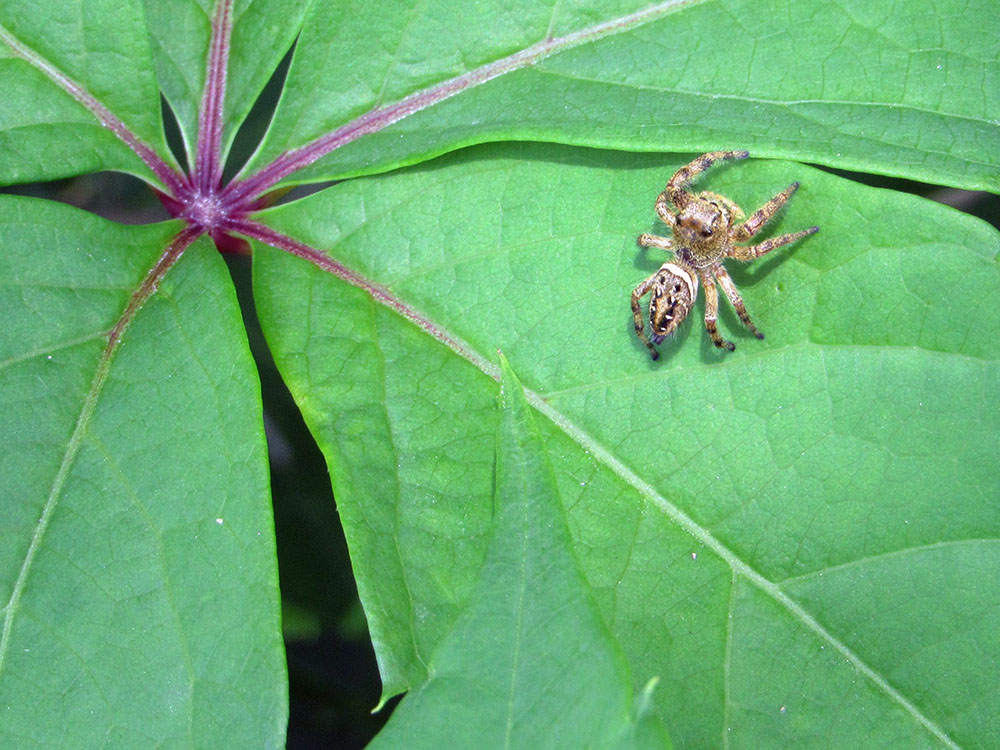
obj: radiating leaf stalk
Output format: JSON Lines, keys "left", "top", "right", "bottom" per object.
{"left": 219, "top": 0, "right": 703, "bottom": 204}
{"left": 0, "top": 20, "right": 189, "bottom": 196}
{"left": 233, "top": 217, "right": 499, "bottom": 374}
{"left": 194, "top": 0, "right": 233, "bottom": 193}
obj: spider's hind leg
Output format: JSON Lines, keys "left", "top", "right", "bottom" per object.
{"left": 631, "top": 277, "right": 660, "bottom": 360}
{"left": 701, "top": 274, "right": 736, "bottom": 351}
{"left": 714, "top": 265, "right": 764, "bottom": 340}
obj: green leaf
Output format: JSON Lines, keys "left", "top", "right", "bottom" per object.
{"left": 142, "top": 0, "right": 308, "bottom": 161}
{"left": 0, "top": 0, "right": 166, "bottom": 183}
{"left": 253, "top": 143, "right": 1000, "bottom": 747}
{"left": 253, "top": 0, "right": 1000, "bottom": 190}
{"left": 0, "top": 197, "right": 286, "bottom": 748}
{"left": 1, "top": 0, "right": 996, "bottom": 746}
{"left": 369, "top": 355, "right": 670, "bottom": 749}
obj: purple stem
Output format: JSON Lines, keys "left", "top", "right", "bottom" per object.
{"left": 228, "top": 218, "right": 485, "bottom": 363}
{"left": 194, "top": 0, "right": 233, "bottom": 193}
{"left": 220, "top": 0, "right": 690, "bottom": 208}
{"left": 107, "top": 225, "right": 204, "bottom": 351}
{"left": 0, "top": 24, "right": 190, "bottom": 199}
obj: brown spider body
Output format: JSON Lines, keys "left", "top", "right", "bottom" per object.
{"left": 633, "top": 151, "right": 818, "bottom": 359}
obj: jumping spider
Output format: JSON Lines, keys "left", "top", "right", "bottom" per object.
{"left": 633, "top": 150, "right": 818, "bottom": 359}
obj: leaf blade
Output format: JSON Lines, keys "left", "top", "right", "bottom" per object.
{"left": 368, "top": 356, "right": 670, "bottom": 749}
{"left": 252, "top": 143, "right": 1000, "bottom": 747}
{"left": 0, "top": 198, "right": 287, "bottom": 748}
{"left": 251, "top": 0, "right": 1000, "bottom": 190}
{"left": 0, "top": 0, "right": 168, "bottom": 183}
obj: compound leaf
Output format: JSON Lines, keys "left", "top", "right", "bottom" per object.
{"left": 2, "top": 0, "right": 997, "bottom": 746}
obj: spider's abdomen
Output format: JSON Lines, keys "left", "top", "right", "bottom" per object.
{"left": 649, "top": 262, "right": 699, "bottom": 344}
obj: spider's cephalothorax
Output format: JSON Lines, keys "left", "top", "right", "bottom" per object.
{"left": 632, "top": 151, "right": 818, "bottom": 359}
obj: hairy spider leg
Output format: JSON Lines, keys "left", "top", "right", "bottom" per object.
{"left": 713, "top": 264, "right": 763, "bottom": 339}
{"left": 630, "top": 276, "right": 661, "bottom": 359}
{"left": 665, "top": 150, "right": 749, "bottom": 208}
{"left": 700, "top": 273, "right": 735, "bottom": 351}
{"left": 731, "top": 182, "right": 800, "bottom": 241}
{"left": 637, "top": 233, "right": 674, "bottom": 251}
{"left": 730, "top": 226, "right": 819, "bottom": 261}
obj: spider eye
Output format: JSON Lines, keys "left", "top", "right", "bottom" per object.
{"left": 701, "top": 227, "right": 713, "bottom": 238}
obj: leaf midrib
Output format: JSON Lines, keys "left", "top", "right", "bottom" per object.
{"left": 525, "top": 380, "right": 960, "bottom": 748}
{"left": 532, "top": 65, "right": 998, "bottom": 129}
{"left": 0, "top": 229, "right": 196, "bottom": 684}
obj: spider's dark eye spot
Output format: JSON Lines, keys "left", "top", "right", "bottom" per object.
{"left": 701, "top": 227, "right": 712, "bottom": 238}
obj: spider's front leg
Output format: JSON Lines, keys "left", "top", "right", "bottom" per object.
{"left": 665, "top": 150, "right": 749, "bottom": 208}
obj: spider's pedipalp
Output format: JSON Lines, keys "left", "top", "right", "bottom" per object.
{"left": 653, "top": 195, "right": 677, "bottom": 227}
